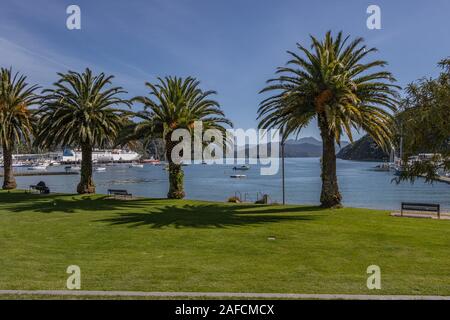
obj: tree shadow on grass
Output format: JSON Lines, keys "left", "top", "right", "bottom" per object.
{"left": 0, "top": 191, "right": 324, "bottom": 228}
{"left": 96, "top": 204, "right": 321, "bottom": 229}
{"left": 0, "top": 191, "right": 169, "bottom": 214}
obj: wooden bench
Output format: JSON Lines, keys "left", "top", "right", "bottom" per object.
{"left": 401, "top": 202, "right": 441, "bottom": 219}
{"left": 28, "top": 184, "right": 50, "bottom": 194}
{"left": 107, "top": 189, "right": 132, "bottom": 199}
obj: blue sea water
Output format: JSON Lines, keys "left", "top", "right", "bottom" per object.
{"left": 12, "top": 158, "right": 450, "bottom": 210}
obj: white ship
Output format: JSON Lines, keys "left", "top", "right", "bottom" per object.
{"left": 62, "top": 148, "right": 140, "bottom": 162}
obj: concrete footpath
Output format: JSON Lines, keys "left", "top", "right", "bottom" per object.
{"left": 1, "top": 290, "right": 450, "bottom": 300}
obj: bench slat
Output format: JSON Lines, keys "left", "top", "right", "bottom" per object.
{"left": 107, "top": 189, "right": 132, "bottom": 197}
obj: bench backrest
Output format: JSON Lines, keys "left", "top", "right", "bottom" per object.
{"left": 108, "top": 189, "right": 129, "bottom": 195}
{"left": 401, "top": 202, "right": 440, "bottom": 212}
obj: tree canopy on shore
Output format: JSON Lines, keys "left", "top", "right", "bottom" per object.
{"left": 396, "top": 58, "right": 450, "bottom": 182}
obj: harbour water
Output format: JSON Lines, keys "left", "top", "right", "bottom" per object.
{"left": 11, "top": 158, "right": 450, "bottom": 210}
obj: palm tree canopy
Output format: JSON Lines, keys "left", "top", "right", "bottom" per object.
{"left": 258, "top": 31, "right": 399, "bottom": 149}
{"left": 133, "top": 76, "right": 232, "bottom": 144}
{"left": 36, "top": 68, "right": 131, "bottom": 149}
{"left": 0, "top": 68, "right": 40, "bottom": 148}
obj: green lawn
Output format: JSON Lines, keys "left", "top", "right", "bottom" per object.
{"left": 0, "top": 190, "right": 449, "bottom": 296}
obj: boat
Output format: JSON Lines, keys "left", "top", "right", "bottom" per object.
{"left": 230, "top": 174, "right": 246, "bottom": 178}
{"left": 27, "top": 164, "right": 48, "bottom": 170}
{"left": 233, "top": 165, "right": 250, "bottom": 171}
{"left": 65, "top": 165, "right": 81, "bottom": 171}
{"left": 94, "top": 167, "right": 106, "bottom": 172}
{"left": 12, "top": 161, "right": 29, "bottom": 167}
{"left": 130, "top": 162, "right": 144, "bottom": 168}
{"left": 141, "top": 158, "right": 161, "bottom": 165}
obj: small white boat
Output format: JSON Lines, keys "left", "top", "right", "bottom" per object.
{"left": 94, "top": 167, "right": 106, "bottom": 172}
{"left": 12, "top": 161, "right": 28, "bottom": 167}
{"left": 130, "top": 163, "right": 144, "bottom": 168}
{"left": 66, "top": 166, "right": 81, "bottom": 171}
{"left": 230, "top": 174, "right": 246, "bottom": 178}
{"left": 27, "top": 165, "right": 48, "bottom": 171}
{"left": 233, "top": 165, "right": 250, "bottom": 171}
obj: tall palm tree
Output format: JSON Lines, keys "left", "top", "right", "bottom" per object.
{"left": 0, "top": 68, "right": 39, "bottom": 189}
{"left": 258, "top": 31, "right": 399, "bottom": 208}
{"left": 133, "top": 76, "right": 232, "bottom": 199}
{"left": 36, "top": 68, "right": 131, "bottom": 194}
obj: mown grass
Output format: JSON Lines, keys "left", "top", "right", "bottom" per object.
{"left": 0, "top": 190, "right": 449, "bottom": 296}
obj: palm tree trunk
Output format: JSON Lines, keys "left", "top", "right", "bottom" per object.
{"left": 77, "top": 144, "right": 95, "bottom": 194}
{"left": 165, "top": 134, "right": 185, "bottom": 199}
{"left": 2, "top": 142, "right": 17, "bottom": 190}
{"left": 318, "top": 115, "right": 342, "bottom": 208}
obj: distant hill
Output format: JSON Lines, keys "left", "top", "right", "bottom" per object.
{"left": 241, "top": 137, "right": 349, "bottom": 158}
{"left": 286, "top": 137, "right": 322, "bottom": 146}
{"left": 337, "top": 135, "right": 389, "bottom": 161}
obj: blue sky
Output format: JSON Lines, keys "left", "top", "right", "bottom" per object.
{"left": 1, "top": 0, "right": 450, "bottom": 140}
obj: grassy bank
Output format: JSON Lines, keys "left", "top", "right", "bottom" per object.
{"left": 0, "top": 191, "right": 449, "bottom": 296}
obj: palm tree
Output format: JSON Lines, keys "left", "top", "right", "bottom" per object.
{"left": 36, "top": 68, "right": 131, "bottom": 194}
{"left": 133, "top": 76, "right": 232, "bottom": 199}
{"left": 0, "top": 68, "right": 39, "bottom": 189}
{"left": 258, "top": 31, "right": 399, "bottom": 208}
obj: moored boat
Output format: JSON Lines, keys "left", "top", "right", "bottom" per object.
{"left": 141, "top": 158, "right": 161, "bottom": 165}
{"left": 233, "top": 165, "right": 250, "bottom": 171}
{"left": 27, "top": 164, "right": 48, "bottom": 171}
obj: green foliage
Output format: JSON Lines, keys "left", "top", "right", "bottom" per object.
{"left": 396, "top": 58, "right": 450, "bottom": 182}
{"left": 0, "top": 68, "right": 40, "bottom": 149}
{"left": 132, "top": 76, "right": 232, "bottom": 145}
{"left": 36, "top": 68, "right": 131, "bottom": 149}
